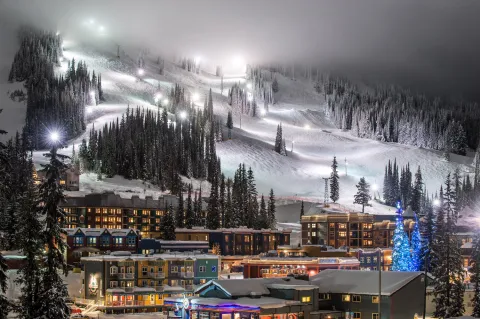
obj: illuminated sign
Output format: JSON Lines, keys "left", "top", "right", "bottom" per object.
{"left": 89, "top": 274, "right": 99, "bottom": 296}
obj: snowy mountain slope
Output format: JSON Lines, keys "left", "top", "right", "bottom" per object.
{"left": 0, "top": 28, "right": 475, "bottom": 224}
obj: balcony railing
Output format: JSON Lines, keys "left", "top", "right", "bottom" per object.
{"left": 118, "top": 273, "right": 134, "bottom": 279}
{"left": 180, "top": 271, "right": 194, "bottom": 278}
{"left": 124, "top": 287, "right": 134, "bottom": 293}
{"left": 184, "top": 285, "right": 194, "bottom": 291}
{"left": 105, "top": 300, "right": 162, "bottom": 307}
{"left": 149, "top": 272, "right": 165, "bottom": 279}
{"left": 155, "top": 286, "right": 164, "bottom": 292}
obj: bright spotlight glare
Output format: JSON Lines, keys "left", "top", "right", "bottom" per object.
{"left": 137, "top": 68, "right": 144, "bottom": 76}
{"left": 86, "top": 107, "right": 93, "bottom": 114}
{"left": 433, "top": 199, "right": 440, "bottom": 207}
{"left": 50, "top": 132, "right": 59, "bottom": 142}
{"left": 180, "top": 111, "right": 187, "bottom": 119}
{"left": 163, "top": 98, "right": 169, "bottom": 104}
{"left": 260, "top": 109, "right": 266, "bottom": 116}
{"left": 247, "top": 96, "right": 253, "bottom": 102}
{"left": 56, "top": 31, "right": 60, "bottom": 36}
{"left": 90, "top": 90, "right": 95, "bottom": 96}
{"left": 154, "top": 93, "right": 162, "bottom": 102}
{"left": 194, "top": 56, "right": 201, "bottom": 65}
{"left": 246, "top": 83, "right": 252, "bottom": 90}
{"left": 99, "top": 25, "right": 105, "bottom": 32}
{"left": 192, "top": 93, "right": 200, "bottom": 101}
{"left": 304, "top": 124, "right": 310, "bottom": 130}
{"left": 232, "top": 55, "right": 244, "bottom": 67}
{"left": 372, "top": 184, "right": 378, "bottom": 191}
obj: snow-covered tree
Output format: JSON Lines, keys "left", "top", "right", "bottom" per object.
{"left": 185, "top": 184, "right": 194, "bottom": 229}
{"left": 0, "top": 252, "right": 10, "bottom": 318}
{"left": 410, "top": 212, "right": 421, "bottom": 271}
{"left": 410, "top": 166, "right": 423, "bottom": 213}
{"left": 206, "top": 171, "right": 220, "bottom": 230}
{"left": 272, "top": 77, "right": 279, "bottom": 93}
{"left": 161, "top": 204, "right": 176, "bottom": 240}
{"left": 36, "top": 145, "right": 71, "bottom": 319}
{"left": 354, "top": 177, "right": 371, "bottom": 213}
{"left": 274, "top": 123, "right": 283, "bottom": 154}
{"left": 175, "top": 190, "right": 184, "bottom": 228}
{"left": 267, "top": 189, "right": 276, "bottom": 229}
{"left": 257, "top": 195, "right": 268, "bottom": 229}
{"left": 391, "top": 203, "right": 411, "bottom": 271}
{"left": 226, "top": 111, "right": 233, "bottom": 129}
{"left": 330, "top": 156, "right": 340, "bottom": 203}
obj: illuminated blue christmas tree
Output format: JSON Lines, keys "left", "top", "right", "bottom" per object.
{"left": 391, "top": 202, "right": 412, "bottom": 271}
{"left": 409, "top": 212, "right": 422, "bottom": 271}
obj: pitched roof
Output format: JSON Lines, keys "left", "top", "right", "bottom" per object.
{"left": 310, "top": 269, "right": 423, "bottom": 296}
{"left": 196, "top": 278, "right": 317, "bottom": 297}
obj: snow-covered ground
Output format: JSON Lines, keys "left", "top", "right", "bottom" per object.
{"left": 0, "top": 26, "right": 476, "bottom": 226}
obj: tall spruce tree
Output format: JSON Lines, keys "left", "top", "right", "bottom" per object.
{"left": 330, "top": 156, "right": 340, "bottom": 203}
{"left": 267, "top": 189, "right": 276, "bottom": 229}
{"left": 354, "top": 177, "right": 371, "bottom": 213}
{"left": 410, "top": 212, "right": 421, "bottom": 271}
{"left": 257, "top": 195, "right": 269, "bottom": 229}
{"left": 36, "top": 144, "right": 70, "bottom": 319}
{"left": 391, "top": 203, "right": 411, "bottom": 271}
{"left": 206, "top": 171, "right": 220, "bottom": 230}
{"left": 274, "top": 123, "right": 283, "bottom": 154}
{"left": 224, "top": 178, "right": 233, "bottom": 228}
{"left": 161, "top": 204, "right": 176, "bottom": 240}
{"left": 219, "top": 174, "right": 226, "bottom": 227}
{"left": 185, "top": 184, "right": 194, "bottom": 229}
{"left": 411, "top": 166, "right": 423, "bottom": 213}
{"left": 0, "top": 252, "right": 10, "bottom": 318}
{"left": 300, "top": 200, "right": 305, "bottom": 220}
{"left": 471, "top": 231, "right": 480, "bottom": 317}
{"left": 175, "top": 191, "right": 185, "bottom": 228}
{"left": 226, "top": 111, "right": 233, "bottom": 129}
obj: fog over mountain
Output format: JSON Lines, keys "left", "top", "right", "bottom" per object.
{"left": 1, "top": 0, "right": 480, "bottom": 100}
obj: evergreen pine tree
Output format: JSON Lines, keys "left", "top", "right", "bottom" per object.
{"left": 185, "top": 184, "right": 194, "bottom": 229}
{"left": 410, "top": 212, "right": 421, "bottom": 271}
{"left": 206, "top": 173, "right": 220, "bottom": 230}
{"left": 226, "top": 111, "right": 233, "bottom": 129}
{"left": 391, "top": 203, "right": 412, "bottom": 271}
{"left": 411, "top": 166, "right": 423, "bottom": 213}
{"left": 175, "top": 191, "right": 184, "bottom": 228}
{"left": 300, "top": 200, "right": 305, "bottom": 220}
{"left": 161, "top": 204, "right": 176, "bottom": 240}
{"left": 267, "top": 189, "right": 276, "bottom": 229}
{"left": 420, "top": 197, "right": 434, "bottom": 271}
{"left": 274, "top": 124, "right": 283, "bottom": 154}
{"left": 330, "top": 156, "right": 340, "bottom": 203}
{"left": 354, "top": 177, "right": 371, "bottom": 213}
{"left": 471, "top": 231, "right": 480, "bottom": 317}
{"left": 36, "top": 144, "right": 71, "bottom": 319}
{"left": 272, "top": 77, "right": 279, "bottom": 93}
{"left": 257, "top": 195, "right": 268, "bottom": 229}
{"left": 224, "top": 178, "right": 233, "bottom": 228}
{"left": 219, "top": 174, "right": 226, "bottom": 227}
{"left": 0, "top": 252, "right": 10, "bottom": 318}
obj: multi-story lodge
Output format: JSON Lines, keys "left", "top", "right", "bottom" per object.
{"left": 138, "top": 239, "right": 210, "bottom": 254}
{"left": 242, "top": 256, "right": 360, "bottom": 278}
{"left": 311, "top": 269, "right": 426, "bottom": 319}
{"left": 175, "top": 227, "right": 291, "bottom": 255}
{"left": 34, "top": 165, "right": 80, "bottom": 191}
{"left": 64, "top": 227, "right": 141, "bottom": 264}
{"left": 81, "top": 251, "right": 219, "bottom": 313}
{"left": 301, "top": 204, "right": 415, "bottom": 249}
{"left": 60, "top": 192, "right": 180, "bottom": 238}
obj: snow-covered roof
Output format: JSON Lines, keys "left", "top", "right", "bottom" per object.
{"left": 165, "top": 296, "right": 302, "bottom": 309}
{"left": 242, "top": 256, "right": 359, "bottom": 265}
{"left": 163, "top": 285, "right": 186, "bottom": 292}
{"left": 64, "top": 227, "right": 139, "bottom": 237}
{"left": 196, "top": 278, "right": 317, "bottom": 297}
{"left": 461, "top": 242, "right": 473, "bottom": 249}
{"left": 156, "top": 240, "right": 209, "bottom": 244}
{"left": 81, "top": 252, "right": 219, "bottom": 262}
{"left": 175, "top": 227, "right": 291, "bottom": 234}
{"left": 310, "top": 269, "right": 423, "bottom": 296}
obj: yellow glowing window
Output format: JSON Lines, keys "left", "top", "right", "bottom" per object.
{"left": 301, "top": 296, "right": 311, "bottom": 303}
{"left": 372, "top": 296, "right": 379, "bottom": 303}
{"left": 342, "top": 295, "right": 351, "bottom": 302}
{"left": 60, "top": 180, "right": 66, "bottom": 185}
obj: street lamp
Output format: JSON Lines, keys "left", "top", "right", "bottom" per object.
{"left": 154, "top": 93, "right": 162, "bottom": 103}
{"left": 433, "top": 199, "right": 440, "bottom": 207}
{"left": 137, "top": 68, "right": 144, "bottom": 76}
{"left": 179, "top": 111, "right": 187, "bottom": 120}
{"left": 50, "top": 131, "right": 59, "bottom": 143}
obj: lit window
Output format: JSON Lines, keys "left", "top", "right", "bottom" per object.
{"left": 320, "top": 293, "right": 331, "bottom": 300}
{"left": 338, "top": 223, "right": 346, "bottom": 229}
{"left": 353, "top": 313, "right": 361, "bottom": 319}
{"left": 312, "top": 232, "right": 317, "bottom": 237}
{"left": 308, "top": 232, "right": 311, "bottom": 237}
{"left": 171, "top": 266, "right": 178, "bottom": 273}
{"left": 311, "top": 224, "right": 316, "bottom": 229}
{"left": 301, "top": 296, "right": 311, "bottom": 303}
{"left": 307, "top": 224, "right": 311, "bottom": 228}
{"left": 128, "top": 218, "right": 134, "bottom": 223}
{"left": 110, "top": 266, "right": 118, "bottom": 275}
{"left": 338, "top": 231, "right": 347, "bottom": 237}
{"left": 342, "top": 295, "right": 351, "bottom": 302}
{"left": 352, "top": 295, "right": 361, "bottom": 302}
{"left": 87, "top": 237, "right": 97, "bottom": 246}
{"left": 60, "top": 180, "right": 66, "bottom": 185}
{"left": 372, "top": 296, "right": 379, "bottom": 303}
{"left": 205, "top": 235, "right": 208, "bottom": 241}
{"left": 110, "top": 281, "right": 118, "bottom": 288}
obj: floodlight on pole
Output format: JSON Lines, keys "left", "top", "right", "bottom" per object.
{"left": 179, "top": 111, "right": 187, "bottom": 120}
{"left": 89, "top": 19, "right": 95, "bottom": 25}
{"left": 246, "top": 83, "right": 252, "bottom": 90}
{"left": 194, "top": 56, "right": 201, "bottom": 65}
{"left": 372, "top": 184, "right": 378, "bottom": 191}
{"left": 192, "top": 92, "right": 200, "bottom": 102}
{"left": 433, "top": 199, "right": 440, "bottom": 207}
{"left": 260, "top": 109, "right": 266, "bottom": 116}
{"left": 137, "top": 68, "right": 144, "bottom": 76}
{"left": 154, "top": 93, "right": 162, "bottom": 103}
{"left": 163, "top": 98, "right": 169, "bottom": 105}
{"left": 50, "top": 131, "right": 60, "bottom": 143}
{"left": 86, "top": 107, "right": 93, "bottom": 114}
{"left": 304, "top": 124, "right": 310, "bottom": 130}
{"left": 56, "top": 31, "right": 60, "bottom": 36}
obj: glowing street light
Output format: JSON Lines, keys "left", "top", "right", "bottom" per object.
{"left": 246, "top": 83, "right": 252, "bottom": 90}
{"left": 50, "top": 131, "right": 60, "bottom": 143}
{"left": 137, "top": 68, "right": 144, "bottom": 76}
{"left": 304, "top": 124, "right": 310, "bottom": 130}
{"left": 99, "top": 25, "right": 105, "bottom": 32}
{"left": 163, "top": 98, "right": 169, "bottom": 105}
{"left": 192, "top": 92, "right": 200, "bottom": 102}
{"left": 372, "top": 184, "right": 378, "bottom": 191}
{"left": 247, "top": 95, "right": 253, "bottom": 102}
{"left": 194, "top": 56, "right": 201, "bottom": 65}
{"left": 86, "top": 107, "right": 93, "bottom": 114}
{"left": 179, "top": 111, "right": 187, "bottom": 120}
{"left": 260, "top": 108, "right": 266, "bottom": 116}
{"left": 291, "top": 140, "right": 295, "bottom": 152}
{"left": 433, "top": 199, "right": 440, "bottom": 207}
{"left": 154, "top": 93, "right": 163, "bottom": 103}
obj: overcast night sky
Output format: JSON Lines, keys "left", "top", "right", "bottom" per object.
{"left": 1, "top": 0, "right": 480, "bottom": 100}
